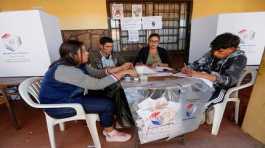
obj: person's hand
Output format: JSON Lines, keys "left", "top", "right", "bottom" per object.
{"left": 191, "top": 71, "right": 217, "bottom": 81}
{"left": 123, "top": 69, "right": 138, "bottom": 77}
{"left": 121, "top": 62, "right": 133, "bottom": 70}
{"left": 181, "top": 66, "right": 193, "bottom": 76}
{"left": 151, "top": 63, "right": 159, "bottom": 68}
{"left": 113, "top": 69, "right": 138, "bottom": 80}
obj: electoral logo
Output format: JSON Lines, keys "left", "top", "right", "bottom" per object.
{"left": 1, "top": 33, "right": 22, "bottom": 52}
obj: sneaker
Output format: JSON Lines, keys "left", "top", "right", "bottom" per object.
{"left": 206, "top": 107, "right": 214, "bottom": 125}
{"left": 103, "top": 129, "right": 131, "bottom": 142}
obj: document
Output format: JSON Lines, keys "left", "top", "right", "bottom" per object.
{"left": 132, "top": 4, "right": 142, "bottom": 17}
{"left": 128, "top": 30, "right": 139, "bottom": 42}
{"left": 112, "top": 4, "right": 124, "bottom": 19}
{"left": 121, "top": 17, "right": 142, "bottom": 30}
{"left": 142, "top": 16, "right": 162, "bottom": 30}
{"left": 135, "top": 65, "right": 157, "bottom": 75}
{"left": 173, "top": 73, "right": 213, "bottom": 87}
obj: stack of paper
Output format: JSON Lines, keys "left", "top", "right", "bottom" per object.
{"left": 135, "top": 65, "right": 156, "bottom": 75}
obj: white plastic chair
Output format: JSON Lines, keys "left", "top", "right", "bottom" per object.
{"left": 210, "top": 69, "right": 257, "bottom": 135}
{"left": 18, "top": 77, "right": 101, "bottom": 148}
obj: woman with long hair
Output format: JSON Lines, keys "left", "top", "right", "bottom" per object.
{"left": 39, "top": 40, "right": 137, "bottom": 142}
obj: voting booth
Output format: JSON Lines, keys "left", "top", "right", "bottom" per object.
{"left": 0, "top": 10, "right": 62, "bottom": 77}
{"left": 189, "top": 12, "right": 265, "bottom": 66}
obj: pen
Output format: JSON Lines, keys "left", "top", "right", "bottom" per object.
{"left": 184, "top": 62, "right": 187, "bottom": 68}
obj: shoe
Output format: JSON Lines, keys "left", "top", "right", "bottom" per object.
{"left": 206, "top": 107, "right": 214, "bottom": 125}
{"left": 103, "top": 129, "right": 131, "bottom": 142}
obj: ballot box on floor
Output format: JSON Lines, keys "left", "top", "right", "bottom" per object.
{"left": 122, "top": 77, "right": 214, "bottom": 144}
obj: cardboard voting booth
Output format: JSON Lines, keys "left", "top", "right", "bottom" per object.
{"left": 0, "top": 10, "right": 62, "bottom": 77}
{"left": 189, "top": 12, "right": 265, "bottom": 65}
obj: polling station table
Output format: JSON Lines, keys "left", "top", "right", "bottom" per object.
{"left": 121, "top": 75, "right": 214, "bottom": 144}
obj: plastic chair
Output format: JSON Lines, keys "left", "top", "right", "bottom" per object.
{"left": 18, "top": 77, "right": 101, "bottom": 148}
{"left": 210, "top": 69, "right": 257, "bottom": 135}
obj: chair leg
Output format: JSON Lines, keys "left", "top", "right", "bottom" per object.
{"left": 46, "top": 119, "right": 56, "bottom": 148}
{"left": 59, "top": 123, "right": 65, "bottom": 131}
{"left": 1, "top": 90, "right": 20, "bottom": 129}
{"left": 86, "top": 115, "right": 101, "bottom": 148}
{"left": 212, "top": 103, "right": 226, "bottom": 135}
{"left": 234, "top": 100, "right": 240, "bottom": 124}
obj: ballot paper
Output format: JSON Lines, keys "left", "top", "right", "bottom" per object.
{"left": 173, "top": 73, "right": 213, "bottom": 87}
{"left": 154, "top": 66, "right": 173, "bottom": 72}
{"left": 135, "top": 65, "right": 157, "bottom": 75}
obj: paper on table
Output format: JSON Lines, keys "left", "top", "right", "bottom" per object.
{"left": 154, "top": 66, "right": 173, "bottom": 72}
{"left": 173, "top": 72, "right": 189, "bottom": 77}
{"left": 149, "top": 72, "right": 172, "bottom": 77}
{"left": 173, "top": 73, "right": 213, "bottom": 87}
{"left": 135, "top": 65, "right": 157, "bottom": 75}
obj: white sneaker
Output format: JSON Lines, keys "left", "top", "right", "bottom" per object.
{"left": 103, "top": 129, "right": 131, "bottom": 142}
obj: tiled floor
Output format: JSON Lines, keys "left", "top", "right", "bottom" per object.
{"left": 0, "top": 101, "right": 264, "bottom": 148}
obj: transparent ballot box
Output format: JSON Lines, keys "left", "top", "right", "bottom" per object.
{"left": 122, "top": 77, "right": 214, "bottom": 144}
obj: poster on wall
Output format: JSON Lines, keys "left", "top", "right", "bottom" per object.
{"left": 112, "top": 4, "right": 124, "bottom": 19}
{"left": 142, "top": 16, "right": 163, "bottom": 30}
{"left": 128, "top": 30, "right": 139, "bottom": 42}
{"left": 132, "top": 4, "right": 142, "bottom": 17}
{"left": 236, "top": 28, "right": 260, "bottom": 65}
{"left": 121, "top": 17, "right": 142, "bottom": 30}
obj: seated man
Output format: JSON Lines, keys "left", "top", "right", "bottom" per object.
{"left": 134, "top": 33, "right": 170, "bottom": 67}
{"left": 181, "top": 33, "right": 247, "bottom": 123}
{"left": 89, "top": 36, "right": 135, "bottom": 127}
{"left": 90, "top": 36, "right": 126, "bottom": 69}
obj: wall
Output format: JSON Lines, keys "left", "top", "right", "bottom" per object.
{"left": 0, "top": 0, "right": 108, "bottom": 30}
{"left": 242, "top": 53, "right": 265, "bottom": 144}
{"left": 1, "top": 0, "right": 265, "bottom": 30}
{"left": 192, "top": 0, "right": 265, "bottom": 19}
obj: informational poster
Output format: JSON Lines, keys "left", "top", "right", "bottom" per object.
{"left": 132, "top": 4, "right": 142, "bottom": 17}
{"left": 128, "top": 30, "right": 139, "bottom": 42}
{"left": 142, "top": 16, "right": 163, "bottom": 30}
{"left": 121, "top": 17, "right": 142, "bottom": 30}
{"left": 237, "top": 28, "right": 259, "bottom": 65}
{"left": 112, "top": 4, "right": 124, "bottom": 19}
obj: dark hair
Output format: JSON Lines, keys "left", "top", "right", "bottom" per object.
{"left": 99, "top": 36, "right": 113, "bottom": 45}
{"left": 210, "top": 33, "right": 240, "bottom": 51}
{"left": 148, "top": 33, "right": 160, "bottom": 40}
{"left": 50, "top": 40, "right": 85, "bottom": 67}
